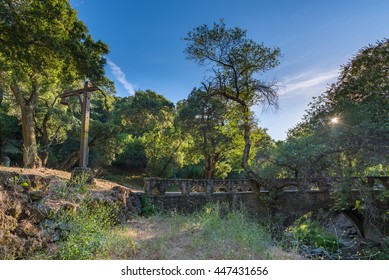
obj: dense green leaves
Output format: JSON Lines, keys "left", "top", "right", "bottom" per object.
{"left": 305, "top": 39, "right": 389, "bottom": 175}
{"left": 0, "top": 0, "right": 111, "bottom": 167}
{"left": 176, "top": 88, "right": 232, "bottom": 178}
{"left": 261, "top": 39, "right": 389, "bottom": 178}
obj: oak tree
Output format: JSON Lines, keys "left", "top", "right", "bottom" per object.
{"left": 0, "top": 0, "right": 110, "bottom": 167}
{"left": 184, "top": 20, "right": 281, "bottom": 181}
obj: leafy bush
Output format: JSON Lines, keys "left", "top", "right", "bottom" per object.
{"left": 139, "top": 195, "right": 159, "bottom": 217}
{"left": 55, "top": 201, "right": 119, "bottom": 259}
{"left": 286, "top": 213, "right": 341, "bottom": 253}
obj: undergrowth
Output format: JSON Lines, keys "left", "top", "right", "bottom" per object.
{"left": 38, "top": 201, "right": 297, "bottom": 260}
{"left": 128, "top": 203, "right": 299, "bottom": 260}
{"left": 50, "top": 200, "right": 135, "bottom": 260}
{"left": 286, "top": 213, "right": 341, "bottom": 252}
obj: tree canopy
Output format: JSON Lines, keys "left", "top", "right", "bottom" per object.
{"left": 0, "top": 0, "right": 111, "bottom": 167}
{"left": 184, "top": 19, "right": 281, "bottom": 181}
{"left": 259, "top": 39, "right": 389, "bottom": 178}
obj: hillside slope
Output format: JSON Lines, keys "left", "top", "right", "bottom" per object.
{"left": 0, "top": 166, "right": 140, "bottom": 259}
{"left": 0, "top": 166, "right": 134, "bottom": 191}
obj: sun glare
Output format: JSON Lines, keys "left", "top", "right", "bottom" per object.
{"left": 330, "top": 117, "right": 339, "bottom": 124}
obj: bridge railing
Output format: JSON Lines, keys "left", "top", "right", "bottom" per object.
{"left": 144, "top": 176, "right": 389, "bottom": 197}
{"left": 144, "top": 177, "right": 259, "bottom": 197}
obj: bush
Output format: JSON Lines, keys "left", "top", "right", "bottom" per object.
{"left": 139, "top": 195, "right": 159, "bottom": 217}
{"left": 54, "top": 201, "right": 119, "bottom": 259}
{"left": 286, "top": 212, "right": 341, "bottom": 253}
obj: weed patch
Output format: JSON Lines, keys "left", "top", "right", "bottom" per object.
{"left": 282, "top": 212, "right": 342, "bottom": 257}
{"left": 52, "top": 200, "right": 134, "bottom": 260}
{"left": 127, "top": 203, "right": 299, "bottom": 259}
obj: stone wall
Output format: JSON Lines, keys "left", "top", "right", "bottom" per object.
{"left": 143, "top": 176, "right": 389, "bottom": 240}
{"left": 144, "top": 177, "right": 260, "bottom": 196}
{"left": 143, "top": 177, "right": 338, "bottom": 217}
{"left": 0, "top": 171, "right": 141, "bottom": 259}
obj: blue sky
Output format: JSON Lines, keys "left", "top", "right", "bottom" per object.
{"left": 70, "top": 0, "right": 389, "bottom": 140}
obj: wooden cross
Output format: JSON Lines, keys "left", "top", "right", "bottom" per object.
{"left": 59, "top": 81, "right": 99, "bottom": 168}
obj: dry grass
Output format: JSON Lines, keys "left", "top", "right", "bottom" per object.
{"left": 105, "top": 206, "right": 302, "bottom": 260}
{"left": 0, "top": 166, "right": 134, "bottom": 191}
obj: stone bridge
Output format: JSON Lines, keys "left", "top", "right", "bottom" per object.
{"left": 144, "top": 176, "right": 389, "bottom": 241}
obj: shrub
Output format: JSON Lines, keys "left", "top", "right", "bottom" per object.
{"left": 54, "top": 201, "right": 119, "bottom": 259}
{"left": 286, "top": 212, "right": 341, "bottom": 253}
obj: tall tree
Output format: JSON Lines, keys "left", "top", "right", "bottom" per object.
{"left": 0, "top": 0, "right": 110, "bottom": 167}
{"left": 184, "top": 20, "right": 281, "bottom": 181}
{"left": 177, "top": 88, "right": 232, "bottom": 179}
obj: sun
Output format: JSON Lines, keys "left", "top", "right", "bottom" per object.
{"left": 330, "top": 117, "right": 339, "bottom": 124}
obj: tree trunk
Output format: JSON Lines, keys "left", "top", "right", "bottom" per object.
{"left": 241, "top": 106, "right": 262, "bottom": 183}
{"left": 0, "top": 88, "right": 3, "bottom": 106}
{"left": 37, "top": 98, "right": 56, "bottom": 167}
{"left": 20, "top": 104, "right": 41, "bottom": 168}
{"left": 11, "top": 83, "right": 41, "bottom": 168}
{"left": 203, "top": 157, "right": 215, "bottom": 179}
{"left": 58, "top": 151, "right": 79, "bottom": 170}
{"left": 40, "top": 148, "right": 49, "bottom": 167}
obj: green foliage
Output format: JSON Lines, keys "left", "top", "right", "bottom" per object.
{"left": 113, "top": 90, "right": 174, "bottom": 137}
{"left": 286, "top": 213, "right": 341, "bottom": 253}
{"left": 0, "top": 104, "right": 22, "bottom": 161}
{"left": 51, "top": 176, "right": 92, "bottom": 203}
{"left": 177, "top": 89, "right": 230, "bottom": 178}
{"left": 255, "top": 39, "right": 389, "bottom": 179}
{"left": 54, "top": 201, "right": 119, "bottom": 260}
{"left": 111, "top": 90, "right": 183, "bottom": 177}
{"left": 175, "top": 163, "right": 204, "bottom": 179}
{"left": 139, "top": 195, "right": 159, "bottom": 217}
{"left": 113, "top": 135, "right": 147, "bottom": 170}
{"left": 176, "top": 88, "right": 252, "bottom": 179}
{"left": 365, "top": 164, "right": 389, "bottom": 176}
{"left": 184, "top": 19, "right": 281, "bottom": 107}
{"left": 0, "top": 0, "right": 112, "bottom": 167}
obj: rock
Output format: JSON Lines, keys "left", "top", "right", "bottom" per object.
{"left": 41, "top": 219, "right": 56, "bottom": 229}
{"left": 43, "top": 229, "right": 61, "bottom": 243}
{"left": 0, "top": 156, "right": 11, "bottom": 167}
{"left": 16, "top": 220, "right": 40, "bottom": 237}
{"left": 28, "top": 190, "right": 45, "bottom": 201}
{"left": 112, "top": 185, "right": 130, "bottom": 194}
{"left": 51, "top": 230, "right": 61, "bottom": 242}
{"left": 0, "top": 234, "right": 25, "bottom": 259}
{"left": 5, "top": 201, "right": 23, "bottom": 219}
{"left": 310, "top": 248, "right": 325, "bottom": 255}
{"left": 61, "top": 202, "right": 77, "bottom": 212}
{"left": 132, "top": 192, "right": 143, "bottom": 214}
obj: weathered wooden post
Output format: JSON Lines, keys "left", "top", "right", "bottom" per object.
{"left": 79, "top": 81, "right": 91, "bottom": 168}
{"left": 59, "top": 81, "right": 99, "bottom": 184}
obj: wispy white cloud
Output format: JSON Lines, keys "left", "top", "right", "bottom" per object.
{"left": 280, "top": 69, "right": 339, "bottom": 97}
{"left": 106, "top": 58, "right": 135, "bottom": 95}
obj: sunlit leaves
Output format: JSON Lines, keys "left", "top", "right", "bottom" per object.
{"left": 280, "top": 39, "right": 389, "bottom": 177}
